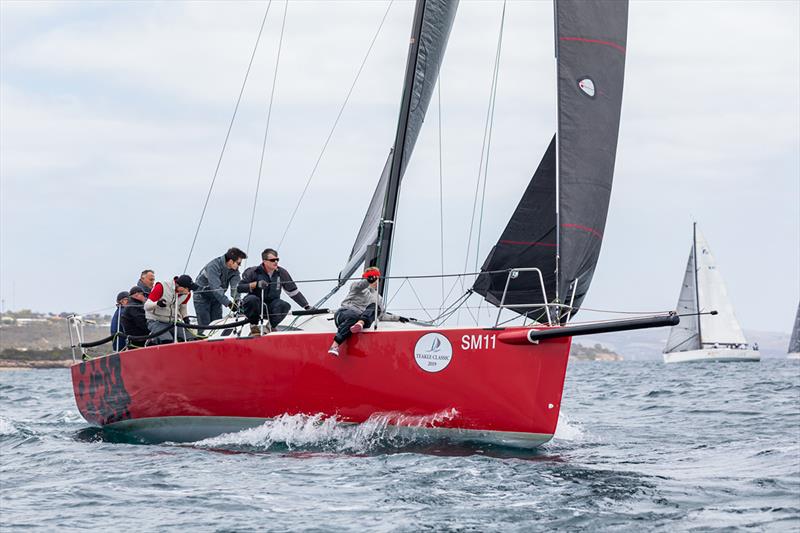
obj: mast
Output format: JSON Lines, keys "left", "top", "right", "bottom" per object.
{"left": 374, "top": 0, "right": 428, "bottom": 298}
{"left": 553, "top": 0, "right": 562, "bottom": 310}
{"left": 693, "top": 222, "right": 702, "bottom": 344}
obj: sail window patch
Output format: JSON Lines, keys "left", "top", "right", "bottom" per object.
{"left": 577, "top": 77, "right": 596, "bottom": 98}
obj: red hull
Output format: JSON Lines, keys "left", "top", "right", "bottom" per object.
{"left": 71, "top": 327, "right": 571, "bottom": 447}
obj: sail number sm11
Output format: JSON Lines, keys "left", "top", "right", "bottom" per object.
{"left": 461, "top": 334, "right": 497, "bottom": 350}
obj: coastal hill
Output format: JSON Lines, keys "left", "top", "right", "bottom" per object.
{"left": 0, "top": 310, "right": 622, "bottom": 366}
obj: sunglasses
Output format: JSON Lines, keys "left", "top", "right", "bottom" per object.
{"left": 265, "top": 258, "right": 280, "bottom": 263}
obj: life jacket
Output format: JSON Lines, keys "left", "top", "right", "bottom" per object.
{"left": 145, "top": 279, "right": 188, "bottom": 322}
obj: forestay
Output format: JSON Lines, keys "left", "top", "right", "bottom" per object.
{"left": 473, "top": 137, "right": 556, "bottom": 321}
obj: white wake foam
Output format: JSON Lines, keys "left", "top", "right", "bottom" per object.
{"left": 552, "top": 412, "right": 585, "bottom": 442}
{"left": 194, "top": 409, "right": 459, "bottom": 452}
{"left": 0, "top": 417, "right": 18, "bottom": 437}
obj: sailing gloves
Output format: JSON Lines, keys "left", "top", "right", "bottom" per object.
{"left": 256, "top": 280, "right": 269, "bottom": 290}
{"left": 157, "top": 299, "right": 167, "bottom": 308}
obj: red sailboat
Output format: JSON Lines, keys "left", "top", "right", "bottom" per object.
{"left": 70, "top": 0, "right": 676, "bottom": 447}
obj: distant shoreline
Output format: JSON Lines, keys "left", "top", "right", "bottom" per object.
{"left": 0, "top": 359, "right": 73, "bottom": 370}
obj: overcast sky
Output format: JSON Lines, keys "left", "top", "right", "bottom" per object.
{"left": 1, "top": 0, "right": 798, "bottom": 334}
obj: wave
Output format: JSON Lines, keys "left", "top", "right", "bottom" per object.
{"left": 192, "top": 409, "right": 459, "bottom": 453}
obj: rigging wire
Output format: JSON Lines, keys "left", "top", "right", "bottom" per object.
{"left": 277, "top": 0, "right": 395, "bottom": 249}
{"left": 473, "top": 0, "right": 507, "bottom": 324}
{"left": 183, "top": 1, "right": 273, "bottom": 273}
{"left": 246, "top": 0, "right": 289, "bottom": 262}
{"left": 437, "top": 78, "right": 445, "bottom": 314}
{"left": 456, "top": 3, "right": 507, "bottom": 324}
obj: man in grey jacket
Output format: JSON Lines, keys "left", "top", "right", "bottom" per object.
{"left": 327, "top": 267, "right": 406, "bottom": 356}
{"left": 194, "top": 247, "right": 247, "bottom": 326}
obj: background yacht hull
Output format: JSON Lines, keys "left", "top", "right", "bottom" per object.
{"left": 663, "top": 348, "right": 760, "bottom": 363}
{"left": 71, "top": 327, "right": 571, "bottom": 448}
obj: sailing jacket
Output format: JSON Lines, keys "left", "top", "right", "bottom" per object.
{"left": 144, "top": 279, "right": 191, "bottom": 323}
{"left": 338, "top": 279, "right": 400, "bottom": 321}
{"left": 237, "top": 265, "right": 310, "bottom": 308}
{"left": 121, "top": 302, "right": 149, "bottom": 337}
{"left": 195, "top": 255, "right": 240, "bottom": 307}
{"left": 110, "top": 307, "right": 125, "bottom": 351}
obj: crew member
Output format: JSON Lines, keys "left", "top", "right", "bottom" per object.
{"left": 327, "top": 267, "right": 406, "bottom": 357}
{"left": 121, "top": 286, "right": 149, "bottom": 343}
{"left": 137, "top": 269, "right": 155, "bottom": 298}
{"left": 110, "top": 291, "right": 129, "bottom": 351}
{"left": 194, "top": 247, "right": 247, "bottom": 326}
{"left": 237, "top": 248, "right": 311, "bottom": 336}
{"left": 144, "top": 274, "right": 199, "bottom": 344}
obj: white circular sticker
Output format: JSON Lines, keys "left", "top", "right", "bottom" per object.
{"left": 578, "top": 78, "right": 595, "bottom": 97}
{"left": 414, "top": 333, "right": 453, "bottom": 373}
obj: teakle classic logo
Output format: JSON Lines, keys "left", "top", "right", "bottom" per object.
{"left": 414, "top": 333, "right": 453, "bottom": 373}
{"left": 578, "top": 77, "right": 596, "bottom": 98}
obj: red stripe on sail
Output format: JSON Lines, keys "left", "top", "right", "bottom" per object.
{"left": 562, "top": 223, "right": 603, "bottom": 239}
{"left": 500, "top": 240, "right": 557, "bottom": 247}
{"left": 559, "top": 36, "right": 626, "bottom": 54}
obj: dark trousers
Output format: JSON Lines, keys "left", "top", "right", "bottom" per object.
{"left": 242, "top": 294, "right": 291, "bottom": 329}
{"left": 194, "top": 294, "right": 222, "bottom": 326}
{"left": 334, "top": 304, "right": 377, "bottom": 345}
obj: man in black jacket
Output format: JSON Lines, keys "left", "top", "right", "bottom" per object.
{"left": 121, "top": 286, "right": 149, "bottom": 345}
{"left": 237, "top": 248, "right": 311, "bottom": 335}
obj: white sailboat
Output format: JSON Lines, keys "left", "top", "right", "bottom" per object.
{"left": 663, "top": 223, "right": 759, "bottom": 363}
{"left": 788, "top": 303, "right": 800, "bottom": 359}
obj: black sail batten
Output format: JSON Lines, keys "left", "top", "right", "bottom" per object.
{"left": 555, "top": 0, "right": 629, "bottom": 318}
{"left": 473, "top": 136, "right": 557, "bottom": 320}
{"left": 336, "top": 0, "right": 459, "bottom": 292}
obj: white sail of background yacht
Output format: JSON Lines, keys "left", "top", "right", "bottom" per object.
{"left": 663, "top": 223, "right": 759, "bottom": 363}
{"left": 788, "top": 303, "right": 800, "bottom": 359}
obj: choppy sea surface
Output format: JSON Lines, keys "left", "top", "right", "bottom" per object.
{"left": 1, "top": 360, "right": 799, "bottom": 531}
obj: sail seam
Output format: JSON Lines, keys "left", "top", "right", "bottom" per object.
{"left": 561, "top": 223, "right": 603, "bottom": 239}
{"left": 499, "top": 240, "right": 557, "bottom": 247}
{"left": 559, "top": 36, "right": 625, "bottom": 54}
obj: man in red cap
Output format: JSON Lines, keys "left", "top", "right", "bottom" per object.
{"left": 327, "top": 267, "right": 405, "bottom": 356}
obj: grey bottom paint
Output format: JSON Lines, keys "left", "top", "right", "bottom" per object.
{"left": 106, "top": 416, "right": 554, "bottom": 449}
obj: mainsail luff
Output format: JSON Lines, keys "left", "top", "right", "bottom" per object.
{"left": 336, "top": 0, "right": 459, "bottom": 293}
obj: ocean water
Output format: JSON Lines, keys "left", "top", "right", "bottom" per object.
{"left": 1, "top": 361, "right": 798, "bottom": 531}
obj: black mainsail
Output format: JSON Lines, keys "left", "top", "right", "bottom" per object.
{"left": 474, "top": 0, "right": 628, "bottom": 322}
{"left": 337, "top": 0, "right": 459, "bottom": 291}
